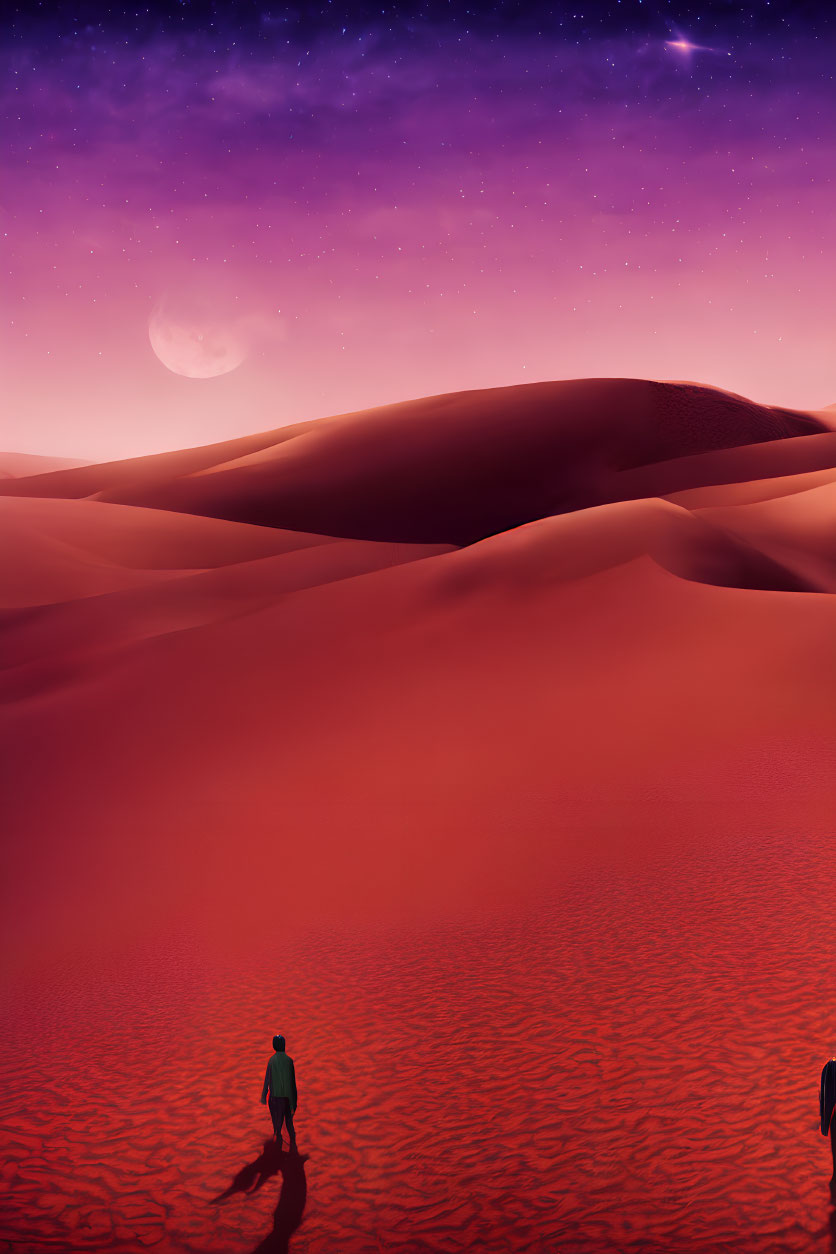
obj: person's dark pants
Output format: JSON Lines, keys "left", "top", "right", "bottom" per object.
{"left": 268, "top": 1095, "right": 296, "bottom": 1145}
{"left": 830, "top": 1118, "right": 836, "bottom": 1186}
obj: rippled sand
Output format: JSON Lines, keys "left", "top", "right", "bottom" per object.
{"left": 3, "top": 820, "right": 836, "bottom": 1253}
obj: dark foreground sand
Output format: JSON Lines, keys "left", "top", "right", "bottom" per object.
{"left": 2, "top": 378, "right": 836, "bottom": 1252}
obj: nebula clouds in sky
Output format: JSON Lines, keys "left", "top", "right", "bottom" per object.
{"left": 4, "top": 10, "right": 836, "bottom": 458}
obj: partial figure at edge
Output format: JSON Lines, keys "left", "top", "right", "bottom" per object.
{"left": 261, "top": 1033, "right": 298, "bottom": 1152}
{"left": 820, "top": 1056, "right": 836, "bottom": 1199}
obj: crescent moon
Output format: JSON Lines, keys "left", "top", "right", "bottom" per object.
{"left": 148, "top": 305, "right": 246, "bottom": 378}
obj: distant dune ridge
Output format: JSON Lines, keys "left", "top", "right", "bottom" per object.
{"left": 1, "top": 373, "right": 835, "bottom": 697}
{"left": 0, "top": 451, "right": 90, "bottom": 478}
{"left": 0, "top": 377, "right": 832, "bottom": 623}
{"left": 0, "top": 378, "right": 830, "bottom": 544}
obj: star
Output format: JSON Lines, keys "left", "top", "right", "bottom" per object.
{"left": 664, "top": 34, "right": 730, "bottom": 59}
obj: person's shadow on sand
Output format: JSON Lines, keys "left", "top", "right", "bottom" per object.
{"left": 211, "top": 1139, "right": 308, "bottom": 1254}
{"left": 808, "top": 1187, "right": 836, "bottom": 1251}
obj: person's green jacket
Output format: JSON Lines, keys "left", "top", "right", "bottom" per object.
{"left": 261, "top": 1051, "right": 297, "bottom": 1111}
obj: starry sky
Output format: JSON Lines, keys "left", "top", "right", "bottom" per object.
{"left": 4, "top": 1, "right": 836, "bottom": 460}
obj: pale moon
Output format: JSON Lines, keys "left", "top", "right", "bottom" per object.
{"left": 148, "top": 305, "right": 246, "bottom": 378}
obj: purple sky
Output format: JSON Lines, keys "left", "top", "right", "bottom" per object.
{"left": 4, "top": 17, "right": 836, "bottom": 459}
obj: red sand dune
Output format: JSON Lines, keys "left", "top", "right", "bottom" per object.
{"left": 2, "top": 377, "right": 836, "bottom": 1254}
{"left": 0, "top": 417, "right": 320, "bottom": 499}
{"left": 0, "top": 495, "right": 353, "bottom": 609}
{"left": 0, "top": 450, "right": 90, "bottom": 478}
{"left": 665, "top": 464, "right": 836, "bottom": 509}
{"left": 694, "top": 480, "right": 836, "bottom": 592}
{"left": 0, "top": 378, "right": 828, "bottom": 543}
{"left": 613, "top": 428, "right": 836, "bottom": 505}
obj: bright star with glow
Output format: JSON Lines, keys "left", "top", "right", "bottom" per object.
{"left": 665, "top": 33, "right": 730, "bottom": 58}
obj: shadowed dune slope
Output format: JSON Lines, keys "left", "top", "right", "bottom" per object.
{"left": 695, "top": 480, "right": 836, "bottom": 591}
{"left": 0, "top": 379, "right": 827, "bottom": 545}
{"left": 700, "top": 479, "right": 836, "bottom": 560}
{"left": 423, "top": 497, "right": 819, "bottom": 597}
{"left": 612, "top": 430, "right": 836, "bottom": 507}
{"left": 0, "top": 494, "right": 822, "bottom": 700}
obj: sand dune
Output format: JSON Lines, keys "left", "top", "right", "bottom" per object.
{"left": 703, "top": 477, "right": 836, "bottom": 560}
{"left": 3, "top": 376, "right": 836, "bottom": 1254}
{"left": 612, "top": 429, "right": 836, "bottom": 506}
{"left": 0, "top": 417, "right": 320, "bottom": 500}
{"left": 695, "top": 480, "right": 836, "bottom": 591}
{"left": 0, "top": 451, "right": 90, "bottom": 478}
{"left": 0, "top": 490, "right": 821, "bottom": 695}
{"left": 93, "top": 379, "right": 828, "bottom": 543}
{"left": 3, "top": 373, "right": 834, "bottom": 960}
{"left": 664, "top": 464, "right": 836, "bottom": 509}
{"left": 0, "top": 515, "right": 192, "bottom": 608}
{"left": 0, "top": 534, "right": 454, "bottom": 701}
{"left": 0, "top": 496, "right": 348, "bottom": 608}
{"left": 3, "top": 524, "right": 835, "bottom": 954}
{"left": 0, "top": 495, "right": 336, "bottom": 571}
{"left": 0, "top": 379, "right": 827, "bottom": 545}
{"left": 424, "top": 496, "right": 817, "bottom": 595}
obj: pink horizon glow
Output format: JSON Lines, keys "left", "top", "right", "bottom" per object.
{"left": 4, "top": 29, "right": 836, "bottom": 461}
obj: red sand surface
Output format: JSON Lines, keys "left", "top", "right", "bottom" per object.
{"left": 2, "top": 378, "right": 836, "bottom": 1252}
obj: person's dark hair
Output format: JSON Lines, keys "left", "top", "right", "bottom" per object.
{"left": 273, "top": 1035, "right": 286, "bottom": 1052}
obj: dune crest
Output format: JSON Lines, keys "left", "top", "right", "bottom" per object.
{"left": 1, "top": 377, "right": 833, "bottom": 691}
{"left": 1, "top": 378, "right": 828, "bottom": 545}
{"left": 0, "top": 451, "right": 90, "bottom": 478}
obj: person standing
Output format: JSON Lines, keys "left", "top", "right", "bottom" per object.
{"left": 820, "top": 1056, "right": 836, "bottom": 1197}
{"left": 261, "top": 1034, "right": 298, "bottom": 1151}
